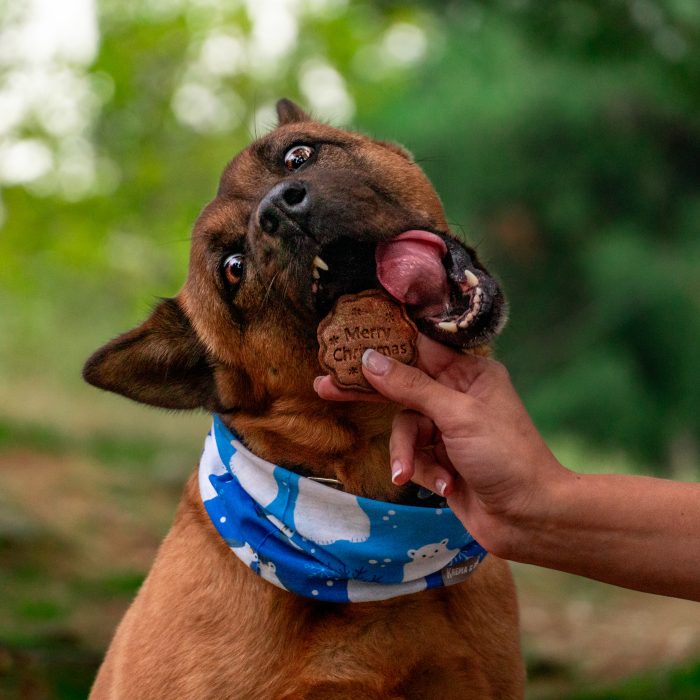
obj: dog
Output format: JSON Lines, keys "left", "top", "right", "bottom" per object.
{"left": 83, "top": 99, "right": 525, "bottom": 699}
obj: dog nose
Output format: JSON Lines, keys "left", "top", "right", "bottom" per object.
{"left": 259, "top": 181, "right": 310, "bottom": 236}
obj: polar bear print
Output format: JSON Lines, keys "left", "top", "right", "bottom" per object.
{"left": 230, "top": 542, "right": 258, "bottom": 569}
{"left": 229, "top": 449, "right": 279, "bottom": 507}
{"left": 402, "top": 539, "right": 460, "bottom": 582}
{"left": 199, "top": 433, "right": 229, "bottom": 501}
{"left": 293, "top": 478, "right": 371, "bottom": 546}
{"left": 258, "top": 560, "right": 286, "bottom": 590}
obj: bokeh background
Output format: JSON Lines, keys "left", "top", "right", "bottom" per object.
{"left": 1, "top": 0, "right": 699, "bottom": 697}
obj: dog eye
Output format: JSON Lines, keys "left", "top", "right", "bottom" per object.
{"left": 284, "top": 145, "right": 314, "bottom": 171}
{"left": 223, "top": 254, "right": 245, "bottom": 286}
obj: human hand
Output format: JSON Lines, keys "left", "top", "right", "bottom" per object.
{"left": 314, "top": 336, "right": 569, "bottom": 557}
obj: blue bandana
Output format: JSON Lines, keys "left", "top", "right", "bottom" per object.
{"left": 199, "top": 415, "right": 487, "bottom": 603}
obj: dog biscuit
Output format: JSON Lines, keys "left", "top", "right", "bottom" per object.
{"left": 317, "top": 290, "right": 418, "bottom": 391}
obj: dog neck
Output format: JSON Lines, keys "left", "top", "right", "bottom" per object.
{"left": 200, "top": 415, "right": 487, "bottom": 603}
{"left": 219, "top": 395, "right": 401, "bottom": 502}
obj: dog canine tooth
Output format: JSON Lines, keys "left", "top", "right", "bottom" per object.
{"left": 312, "top": 268, "right": 320, "bottom": 280}
{"left": 464, "top": 269, "right": 479, "bottom": 289}
{"left": 313, "top": 255, "right": 329, "bottom": 271}
{"left": 438, "top": 321, "right": 458, "bottom": 333}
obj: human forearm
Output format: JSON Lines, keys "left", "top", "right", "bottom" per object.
{"left": 508, "top": 470, "right": 700, "bottom": 601}
{"left": 317, "top": 343, "right": 700, "bottom": 602}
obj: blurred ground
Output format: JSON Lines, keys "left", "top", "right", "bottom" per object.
{"left": 1, "top": 380, "right": 698, "bottom": 699}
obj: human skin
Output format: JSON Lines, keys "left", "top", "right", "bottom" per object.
{"left": 314, "top": 336, "right": 700, "bottom": 602}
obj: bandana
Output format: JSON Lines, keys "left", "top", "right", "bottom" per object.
{"left": 199, "top": 415, "right": 487, "bottom": 603}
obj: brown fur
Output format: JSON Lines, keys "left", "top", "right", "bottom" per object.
{"left": 84, "top": 100, "right": 525, "bottom": 698}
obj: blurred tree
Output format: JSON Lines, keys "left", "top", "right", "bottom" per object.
{"left": 359, "top": 0, "right": 700, "bottom": 467}
{"left": 1, "top": 0, "right": 698, "bottom": 470}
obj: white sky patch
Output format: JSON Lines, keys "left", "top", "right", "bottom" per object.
{"left": 174, "top": 80, "right": 246, "bottom": 133}
{"left": 0, "top": 90, "right": 25, "bottom": 134}
{"left": 200, "top": 30, "right": 248, "bottom": 77}
{"left": 381, "top": 22, "right": 428, "bottom": 67}
{"left": 0, "top": 139, "right": 53, "bottom": 185}
{"left": 0, "top": 0, "right": 101, "bottom": 191}
{"left": 246, "top": 0, "right": 299, "bottom": 76}
{"left": 0, "top": 0, "right": 98, "bottom": 66}
{"left": 299, "top": 60, "right": 354, "bottom": 123}
{"left": 173, "top": 83, "right": 230, "bottom": 133}
{"left": 352, "top": 21, "right": 430, "bottom": 81}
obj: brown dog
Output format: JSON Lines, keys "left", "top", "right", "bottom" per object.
{"left": 83, "top": 99, "right": 524, "bottom": 699}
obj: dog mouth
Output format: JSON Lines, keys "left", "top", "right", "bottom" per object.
{"left": 308, "top": 231, "right": 507, "bottom": 349}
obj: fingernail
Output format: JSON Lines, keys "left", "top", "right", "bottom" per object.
{"left": 313, "top": 376, "right": 324, "bottom": 392}
{"left": 391, "top": 459, "right": 404, "bottom": 485}
{"left": 435, "top": 478, "right": 448, "bottom": 497}
{"left": 362, "top": 349, "right": 391, "bottom": 375}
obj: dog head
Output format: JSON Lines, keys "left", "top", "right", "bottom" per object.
{"left": 84, "top": 100, "right": 506, "bottom": 472}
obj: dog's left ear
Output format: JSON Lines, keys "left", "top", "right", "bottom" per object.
{"left": 82, "top": 297, "right": 217, "bottom": 410}
{"left": 276, "top": 98, "right": 310, "bottom": 125}
{"left": 378, "top": 140, "right": 414, "bottom": 162}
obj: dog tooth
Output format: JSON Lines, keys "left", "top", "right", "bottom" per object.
{"left": 312, "top": 268, "right": 320, "bottom": 279}
{"left": 313, "top": 256, "right": 329, "bottom": 271}
{"left": 464, "top": 270, "right": 479, "bottom": 289}
{"left": 438, "top": 321, "right": 458, "bottom": 333}
{"left": 458, "top": 311, "right": 475, "bottom": 329}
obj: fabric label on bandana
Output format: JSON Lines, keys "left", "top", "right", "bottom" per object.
{"left": 199, "top": 415, "right": 487, "bottom": 603}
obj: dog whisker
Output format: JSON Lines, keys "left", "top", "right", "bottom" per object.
{"left": 259, "top": 270, "right": 281, "bottom": 311}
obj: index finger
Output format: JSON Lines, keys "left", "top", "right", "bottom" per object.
{"left": 415, "top": 334, "right": 490, "bottom": 388}
{"left": 360, "top": 349, "right": 470, "bottom": 426}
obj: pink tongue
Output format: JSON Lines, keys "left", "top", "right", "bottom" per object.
{"left": 376, "top": 230, "right": 449, "bottom": 309}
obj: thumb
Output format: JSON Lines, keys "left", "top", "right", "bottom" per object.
{"left": 361, "top": 349, "right": 464, "bottom": 422}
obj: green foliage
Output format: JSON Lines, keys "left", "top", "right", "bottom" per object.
{"left": 359, "top": 3, "right": 700, "bottom": 465}
{"left": 1, "top": 2, "right": 699, "bottom": 468}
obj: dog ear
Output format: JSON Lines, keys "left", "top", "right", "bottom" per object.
{"left": 378, "top": 140, "right": 415, "bottom": 162}
{"left": 276, "top": 98, "right": 310, "bottom": 125}
{"left": 82, "top": 297, "right": 217, "bottom": 410}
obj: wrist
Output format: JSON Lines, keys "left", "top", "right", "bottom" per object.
{"left": 491, "top": 458, "right": 576, "bottom": 562}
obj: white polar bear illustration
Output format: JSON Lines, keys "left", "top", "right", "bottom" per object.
{"left": 293, "top": 478, "right": 371, "bottom": 546}
{"left": 259, "top": 560, "right": 286, "bottom": 590}
{"left": 230, "top": 542, "right": 258, "bottom": 568}
{"left": 347, "top": 577, "right": 427, "bottom": 602}
{"left": 199, "top": 433, "right": 229, "bottom": 501}
{"left": 402, "top": 539, "right": 459, "bottom": 582}
{"left": 229, "top": 449, "right": 279, "bottom": 507}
